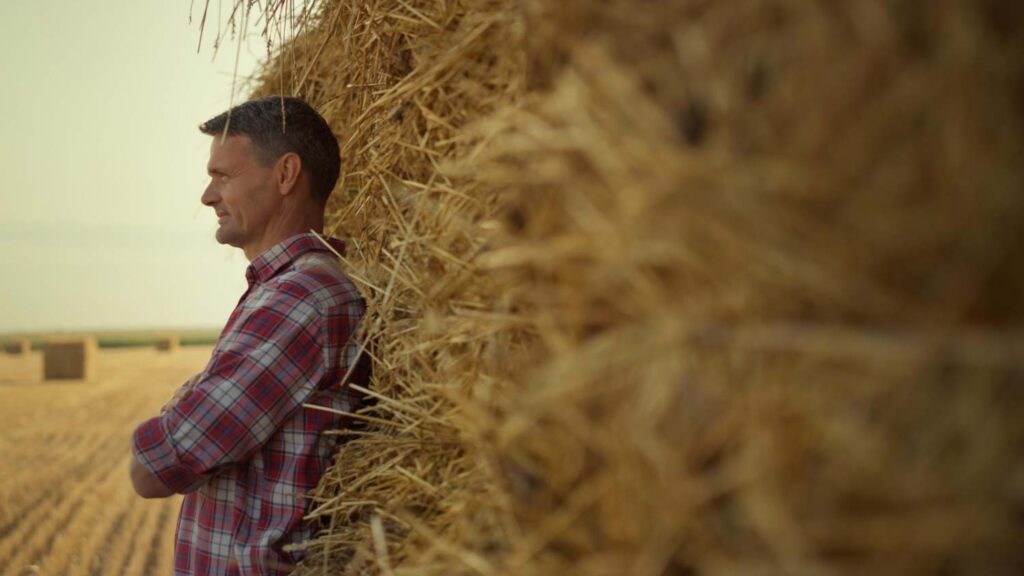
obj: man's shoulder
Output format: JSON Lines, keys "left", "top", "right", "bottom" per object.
{"left": 266, "top": 252, "right": 363, "bottom": 310}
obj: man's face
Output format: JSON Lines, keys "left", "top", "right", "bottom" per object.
{"left": 201, "top": 135, "right": 278, "bottom": 251}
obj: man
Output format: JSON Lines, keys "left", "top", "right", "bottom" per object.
{"left": 130, "top": 96, "right": 368, "bottom": 575}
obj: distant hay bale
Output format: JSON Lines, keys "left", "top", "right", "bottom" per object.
{"left": 43, "top": 338, "right": 97, "bottom": 381}
{"left": 3, "top": 338, "right": 31, "bottom": 355}
{"left": 154, "top": 334, "right": 180, "bottom": 352}
{"left": 224, "top": 0, "right": 1024, "bottom": 574}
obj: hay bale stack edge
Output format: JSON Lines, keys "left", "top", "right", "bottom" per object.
{"left": 154, "top": 334, "right": 180, "bottom": 352}
{"left": 230, "top": 0, "right": 1024, "bottom": 574}
{"left": 3, "top": 338, "right": 31, "bottom": 355}
{"left": 43, "top": 337, "right": 97, "bottom": 381}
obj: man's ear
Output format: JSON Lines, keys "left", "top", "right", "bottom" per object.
{"left": 276, "top": 152, "right": 302, "bottom": 196}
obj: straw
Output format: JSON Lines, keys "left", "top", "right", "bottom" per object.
{"left": 208, "top": 1, "right": 1024, "bottom": 574}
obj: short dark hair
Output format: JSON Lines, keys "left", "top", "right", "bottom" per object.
{"left": 199, "top": 96, "right": 340, "bottom": 203}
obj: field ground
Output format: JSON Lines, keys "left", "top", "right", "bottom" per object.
{"left": 0, "top": 346, "right": 215, "bottom": 575}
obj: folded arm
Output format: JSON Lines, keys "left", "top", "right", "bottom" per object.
{"left": 128, "top": 296, "right": 326, "bottom": 498}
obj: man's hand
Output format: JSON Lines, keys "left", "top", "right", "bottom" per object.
{"left": 161, "top": 373, "right": 202, "bottom": 415}
{"left": 130, "top": 455, "right": 175, "bottom": 498}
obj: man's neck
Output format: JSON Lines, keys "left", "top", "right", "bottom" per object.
{"left": 243, "top": 213, "right": 325, "bottom": 261}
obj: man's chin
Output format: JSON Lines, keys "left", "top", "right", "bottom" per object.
{"left": 214, "top": 227, "right": 241, "bottom": 247}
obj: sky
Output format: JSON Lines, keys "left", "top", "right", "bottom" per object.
{"left": 0, "top": 1, "right": 272, "bottom": 334}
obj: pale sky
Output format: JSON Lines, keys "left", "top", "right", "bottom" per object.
{"left": 0, "top": 1, "right": 271, "bottom": 334}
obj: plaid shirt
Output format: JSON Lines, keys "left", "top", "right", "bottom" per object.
{"left": 132, "top": 233, "right": 368, "bottom": 575}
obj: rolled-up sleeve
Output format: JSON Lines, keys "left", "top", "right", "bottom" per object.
{"left": 132, "top": 414, "right": 206, "bottom": 493}
{"left": 131, "top": 292, "right": 326, "bottom": 493}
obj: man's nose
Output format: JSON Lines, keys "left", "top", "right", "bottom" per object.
{"left": 201, "top": 183, "right": 219, "bottom": 207}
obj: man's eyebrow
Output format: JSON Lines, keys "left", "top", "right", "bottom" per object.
{"left": 207, "top": 166, "right": 227, "bottom": 175}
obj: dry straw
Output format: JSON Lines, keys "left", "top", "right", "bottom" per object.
{"left": 202, "top": 1, "right": 1024, "bottom": 574}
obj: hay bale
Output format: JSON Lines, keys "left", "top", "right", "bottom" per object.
{"left": 220, "top": 0, "right": 1024, "bottom": 574}
{"left": 3, "top": 338, "right": 31, "bottom": 355}
{"left": 43, "top": 337, "right": 97, "bottom": 380}
{"left": 154, "top": 334, "right": 180, "bottom": 352}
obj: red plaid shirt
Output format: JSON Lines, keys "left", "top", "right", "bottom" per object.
{"left": 132, "top": 233, "right": 368, "bottom": 575}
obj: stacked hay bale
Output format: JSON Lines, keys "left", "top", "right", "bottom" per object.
{"left": 154, "top": 334, "right": 180, "bottom": 352}
{"left": 3, "top": 338, "right": 31, "bottom": 355}
{"left": 43, "top": 337, "right": 97, "bottom": 380}
{"left": 232, "top": 0, "right": 1024, "bottom": 574}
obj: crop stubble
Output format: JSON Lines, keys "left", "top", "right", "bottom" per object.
{"left": 0, "top": 346, "right": 213, "bottom": 575}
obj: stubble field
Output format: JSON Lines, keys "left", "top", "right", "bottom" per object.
{"left": 0, "top": 346, "right": 214, "bottom": 575}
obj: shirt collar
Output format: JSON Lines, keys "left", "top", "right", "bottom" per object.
{"left": 245, "top": 233, "right": 346, "bottom": 285}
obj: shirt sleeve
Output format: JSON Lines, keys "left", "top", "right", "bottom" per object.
{"left": 132, "top": 293, "right": 325, "bottom": 494}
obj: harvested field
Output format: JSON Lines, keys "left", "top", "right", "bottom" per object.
{"left": 0, "top": 346, "right": 212, "bottom": 575}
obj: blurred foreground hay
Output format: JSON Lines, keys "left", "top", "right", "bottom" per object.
{"left": 227, "top": 0, "right": 1024, "bottom": 573}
